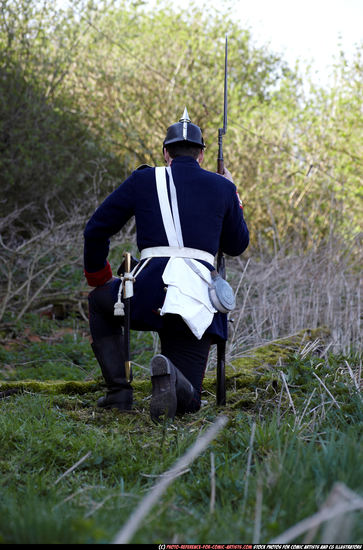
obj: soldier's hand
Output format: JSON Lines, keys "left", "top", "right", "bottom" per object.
{"left": 220, "top": 167, "right": 233, "bottom": 182}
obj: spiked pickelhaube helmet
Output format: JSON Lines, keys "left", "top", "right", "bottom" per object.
{"left": 163, "top": 107, "right": 205, "bottom": 149}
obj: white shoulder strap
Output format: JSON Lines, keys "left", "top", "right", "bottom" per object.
{"left": 166, "top": 166, "right": 184, "bottom": 247}
{"left": 155, "top": 167, "right": 184, "bottom": 247}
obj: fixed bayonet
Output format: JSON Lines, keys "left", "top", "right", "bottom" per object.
{"left": 217, "top": 34, "right": 228, "bottom": 176}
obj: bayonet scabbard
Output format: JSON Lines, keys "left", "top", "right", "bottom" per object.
{"left": 123, "top": 252, "right": 132, "bottom": 383}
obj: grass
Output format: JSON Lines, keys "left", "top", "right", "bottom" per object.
{"left": 0, "top": 312, "right": 156, "bottom": 382}
{"left": 0, "top": 235, "right": 362, "bottom": 543}
{"left": 0, "top": 311, "right": 362, "bottom": 544}
{"left": 0, "top": 394, "right": 362, "bottom": 544}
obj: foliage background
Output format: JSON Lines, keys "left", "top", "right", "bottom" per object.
{"left": 1, "top": 0, "right": 362, "bottom": 239}
{"left": 1, "top": 0, "right": 362, "bottom": 330}
{"left": 0, "top": 0, "right": 362, "bottom": 544}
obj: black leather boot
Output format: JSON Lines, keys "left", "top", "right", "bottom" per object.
{"left": 91, "top": 335, "right": 133, "bottom": 412}
{"left": 175, "top": 368, "right": 197, "bottom": 415}
{"left": 150, "top": 354, "right": 195, "bottom": 422}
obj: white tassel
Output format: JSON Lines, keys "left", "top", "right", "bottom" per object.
{"left": 112, "top": 260, "right": 146, "bottom": 318}
{"left": 114, "top": 301, "right": 124, "bottom": 316}
{"left": 114, "top": 278, "right": 124, "bottom": 316}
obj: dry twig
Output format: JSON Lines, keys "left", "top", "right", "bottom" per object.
{"left": 210, "top": 451, "right": 216, "bottom": 514}
{"left": 112, "top": 415, "right": 228, "bottom": 544}
{"left": 269, "top": 482, "right": 363, "bottom": 543}
{"left": 54, "top": 451, "right": 92, "bottom": 485}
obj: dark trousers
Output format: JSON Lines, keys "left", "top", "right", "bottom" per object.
{"left": 88, "top": 282, "right": 212, "bottom": 410}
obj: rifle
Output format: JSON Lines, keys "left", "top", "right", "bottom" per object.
{"left": 216, "top": 35, "right": 228, "bottom": 406}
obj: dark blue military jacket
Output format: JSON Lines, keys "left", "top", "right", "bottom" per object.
{"left": 84, "top": 156, "right": 249, "bottom": 342}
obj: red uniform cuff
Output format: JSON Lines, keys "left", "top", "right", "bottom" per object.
{"left": 84, "top": 261, "right": 113, "bottom": 287}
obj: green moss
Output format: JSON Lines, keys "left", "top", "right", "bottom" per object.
{"left": 204, "top": 328, "right": 331, "bottom": 407}
{"left": 0, "top": 327, "right": 331, "bottom": 409}
{"left": 230, "top": 327, "right": 330, "bottom": 372}
{"left": 0, "top": 380, "right": 101, "bottom": 395}
{"left": 229, "top": 392, "right": 257, "bottom": 409}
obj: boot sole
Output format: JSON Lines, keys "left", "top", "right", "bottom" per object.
{"left": 150, "top": 354, "right": 177, "bottom": 422}
{"left": 97, "top": 390, "right": 133, "bottom": 412}
{"left": 97, "top": 401, "right": 133, "bottom": 412}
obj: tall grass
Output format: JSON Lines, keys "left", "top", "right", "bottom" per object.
{"left": 227, "top": 234, "right": 362, "bottom": 357}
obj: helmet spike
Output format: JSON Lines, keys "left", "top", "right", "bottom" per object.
{"left": 179, "top": 106, "right": 191, "bottom": 140}
{"left": 179, "top": 106, "right": 191, "bottom": 123}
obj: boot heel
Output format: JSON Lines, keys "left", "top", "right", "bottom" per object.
{"left": 150, "top": 354, "right": 171, "bottom": 376}
{"left": 150, "top": 355, "right": 177, "bottom": 422}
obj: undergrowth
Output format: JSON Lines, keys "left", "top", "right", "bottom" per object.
{"left": 0, "top": 313, "right": 362, "bottom": 544}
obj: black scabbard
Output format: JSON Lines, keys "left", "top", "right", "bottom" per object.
{"left": 123, "top": 253, "right": 132, "bottom": 383}
{"left": 216, "top": 249, "right": 226, "bottom": 406}
{"left": 124, "top": 295, "right": 131, "bottom": 382}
